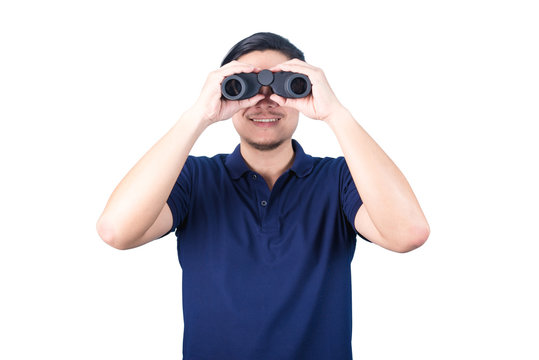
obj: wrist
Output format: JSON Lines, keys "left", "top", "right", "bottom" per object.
{"left": 183, "top": 106, "right": 214, "bottom": 130}
{"left": 177, "top": 107, "right": 211, "bottom": 135}
{"left": 323, "top": 105, "right": 352, "bottom": 127}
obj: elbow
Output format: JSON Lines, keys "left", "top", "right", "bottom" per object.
{"left": 391, "top": 222, "right": 430, "bottom": 253}
{"left": 96, "top": 216, "right": 132, "bottom": 250}
{"left": 401, "top": 223, "right": 430, "bottom": 253}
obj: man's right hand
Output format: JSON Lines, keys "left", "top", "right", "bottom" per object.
{"left": 97, "top": 62, "right": 266, "bottom": 250}
{"left": 189, "top": 61, "right": 265, "bottom": 127}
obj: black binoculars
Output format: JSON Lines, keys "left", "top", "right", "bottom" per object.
{"left": 221, "top": 69, "right": 311, "bottom": 100}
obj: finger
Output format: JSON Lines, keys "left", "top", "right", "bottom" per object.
{"left": 216, "top": 62, "right": 258, "bottom": 79}
{"left": 227, "top": 60, "right": 263, "bottom": 72}
{"left": 274, "top": 63, "right": 316, "bottom": 77}
{"left": 221, "top": 60, "right": 262, "bottom": 74}
{"left": 236, "top": 94, "right": 265, "bottom": 109}
{"left": 270, "top": 59, "right": 312, "bottom": 72}
{"left": 269, "top": 94, "right": 287, "bottom": 107}
{"left": 269, "top": 94, "right": 304, "bottom": 112}
{"left": 271, "top": 58, "right": 307, "bottom": 68}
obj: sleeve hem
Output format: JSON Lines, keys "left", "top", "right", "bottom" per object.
{"left": 353, "top": 203, "right": 372, "bottom": 243}
{"left": 161, "top": 198, "right": 178, "bottom": 237}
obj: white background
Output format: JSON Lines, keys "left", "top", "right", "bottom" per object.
{"left": 1, "top": 0, "right": 538, "bottom": 359}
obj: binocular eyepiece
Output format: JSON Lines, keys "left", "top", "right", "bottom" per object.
{"left": 221, "top": 69, "right": 311, "bottom": 100}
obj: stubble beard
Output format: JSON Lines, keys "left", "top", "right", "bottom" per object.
{"left": 241, "top": 109, "right": 289, "bottom": 152}
{"left": 245, "top": 137, "right": 287, "bottom": 152}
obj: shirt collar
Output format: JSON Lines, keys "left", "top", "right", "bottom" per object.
{"left": 225, "top": 144, "right": 250, "bottom": 179}
{"left": 225, "top": 139, "right": 314, "bottom": 180}
{"left": 289, "top": 139, "right": 314, "bottom": 178}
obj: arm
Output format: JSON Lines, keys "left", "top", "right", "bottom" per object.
{"left": 96, "top": 62, "right": 264, "bottom": 250}
{"left": 327, "top": 108, "right": 430, "bottom": 252}
{"left": 270, "top": 60, "right": 430, "bottom": 253}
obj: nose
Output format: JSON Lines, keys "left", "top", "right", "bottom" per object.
{"left": 252, "top": 85, "right": 278, "bottom": 108}
{"left": 258, "top": 85, "right": 273, "bottom": 97}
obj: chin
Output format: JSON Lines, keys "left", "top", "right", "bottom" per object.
{"left": 245, "top": 138, "right": 287, "bottom": 151}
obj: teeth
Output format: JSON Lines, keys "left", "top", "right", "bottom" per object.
{"left": 252, "top": 118, "right": 279, "bottom": 122}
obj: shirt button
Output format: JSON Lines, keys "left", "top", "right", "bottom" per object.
{"left": 252, "top": 174, "right": 257, "bottom": 180}
{"left": 260, "top": 200, "right": 268, "bottom": 207}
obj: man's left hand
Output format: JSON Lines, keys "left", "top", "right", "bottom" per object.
{"left": 269, "top": 59, "right": 346, "bottom": 122}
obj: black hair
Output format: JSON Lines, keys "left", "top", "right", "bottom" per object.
{"left": 221, "top": 32, "right": 305, "bottom": 67}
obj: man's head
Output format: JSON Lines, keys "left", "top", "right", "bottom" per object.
{"left": 224, "top": 33, "right": 305, "bottom": 152}
{"left": 221, "top": 32, "right": 305, "bottom": 67}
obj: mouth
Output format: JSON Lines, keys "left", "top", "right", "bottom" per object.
{"left": 250, "top": 118, "right": 280, "bottom": 123}
{"left": 247, "top": 111, "right": 284, "bottom": 124}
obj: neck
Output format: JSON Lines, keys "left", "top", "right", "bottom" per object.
{"left": 240, "top": 139, "right": 295, "bottom": 190}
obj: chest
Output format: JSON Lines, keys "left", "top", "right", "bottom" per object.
{"left": 178, "top": 170, "right": 352, "bottom": 266}
{"left": 198, "top": 171, "right": 340, "bottom": 231}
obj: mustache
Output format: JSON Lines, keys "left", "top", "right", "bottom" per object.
{"left": 245, "top": 110, "right": 286, "bottom": 118}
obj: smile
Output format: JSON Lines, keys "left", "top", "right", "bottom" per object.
{"left": 251, "top": 118, "right": 280, "bottom": 123}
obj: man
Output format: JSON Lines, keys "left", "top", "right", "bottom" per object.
{"left": 97, "top": 32, "right": 430, "bottom": 360}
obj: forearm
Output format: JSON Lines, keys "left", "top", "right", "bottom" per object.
{"left": 97, "top": 61, "right": 265, "bottom": 249}
{"left": 97, "top": 109, "right": 207, "bottom": 246}
{"left": 266, "top": 59, "right": 428, "bottom": 250}
{"left": 326, "top": 107, "right": 429, "bottom": 247}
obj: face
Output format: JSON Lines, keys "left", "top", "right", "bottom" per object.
{"left": 231, "top": 50, "right": 300, "bottom": 152}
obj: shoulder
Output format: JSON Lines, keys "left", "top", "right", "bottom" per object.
{"left": 292, "top": 140, "right": 347, "bottom": 179}
{"left": 185, "top": 153, "right": 228, "bottom": 165}
{"left": 172, "top": 155, "right": 229, "bottom": 189}
{"left": 310, "top": 155, "right": 350, "bottom": 177}
{"left": 183, "top": 154, "right": 229, "bottom": 173}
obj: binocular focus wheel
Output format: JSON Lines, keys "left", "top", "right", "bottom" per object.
{"left": 257, "top": 70, "right": 274, "bottom": 86}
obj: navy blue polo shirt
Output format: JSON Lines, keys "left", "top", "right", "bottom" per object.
{"left": 167, "top": 140, "right": 363, "bottom": 360}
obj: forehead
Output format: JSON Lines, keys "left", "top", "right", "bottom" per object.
{"left": 236, "top": 50, "right": 290, "bottom": 69}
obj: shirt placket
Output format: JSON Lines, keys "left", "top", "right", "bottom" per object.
{"left": 249, "top": 172, "right": 280, "bottom": 234}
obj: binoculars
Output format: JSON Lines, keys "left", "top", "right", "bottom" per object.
{"left": 221, "top": 69, "right": 311, "bottom": 100}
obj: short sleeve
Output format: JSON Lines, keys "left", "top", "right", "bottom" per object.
{"left": 165, "top": 156, "right": 194, "bottom": 235}
{"left": 339, "top": 158, "right": 370, "bottom": 242}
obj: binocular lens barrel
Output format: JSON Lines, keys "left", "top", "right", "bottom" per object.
{"left": 223, "top": 76, "right": 244, "bottom": 98}
{"left": 221, "top": 71, "right": 311, "bottom": 100}
{"left": 285, "top": 74, "right": 310, "bottom": 98}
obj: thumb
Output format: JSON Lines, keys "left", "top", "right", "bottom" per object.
{"left": 236, "top": 94, "right": 265, "bottom": 110}
{"left": 269, "top": 94, "right": 303, "bottom": 112}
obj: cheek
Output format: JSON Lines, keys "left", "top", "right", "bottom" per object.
{"left": 231, "top": 112, "right": 244, "bottom": 131}
{"left": 285, "top": 109, "right": 300, "bottom": 127}
{"left": 289, "top": 109, "right": 300, "bottom": 119}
